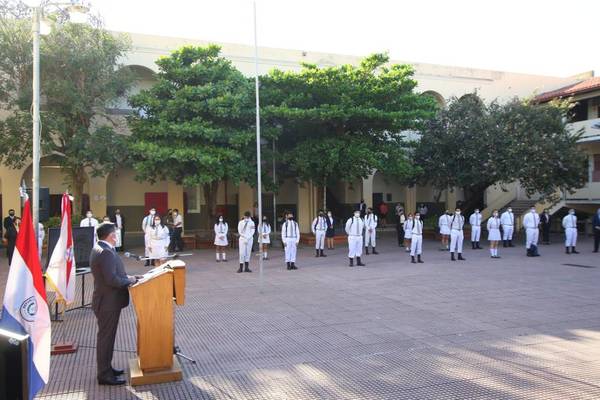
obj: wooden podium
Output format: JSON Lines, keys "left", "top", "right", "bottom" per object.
{"left": 128, "top": 260, "right": 186, "bottom": 386}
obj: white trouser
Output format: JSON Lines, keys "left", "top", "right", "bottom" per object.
{"left": 364, "top": 229, "right": 376, "bottom": 247}
{"left": 348, "top": 235, "right": 363, "bottom": 258}
{"left": 239, "top": 237, "right": 253, "bottom": 263}
{"left": 144, "top": 235, "right": 150, "bottom": 256}
{"left": 284, "top": 238, "right": 298, "bottom": 262}
{"left": 315, "top": 230, "right": 326, "bottom": 249}
{"left": 502, "top": 225, "right": 514, "bottom": 241}
{"left": 410, "top": 234, "right": 423, "bottom": 256}
{"left": 471, "top": 226, "right": 481, "bottom": 242}
{"left": 450, "top": 230, "right": 464, "bottom": 253}
{"left": 525, "top": 228, "right": 539, "bottom": 249}
{"left": 565, "top": 228, "right": 577, "bottom": 247}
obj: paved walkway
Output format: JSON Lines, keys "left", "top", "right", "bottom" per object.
{"left": 1, "top": 234, "right": 600, "bottom": 399}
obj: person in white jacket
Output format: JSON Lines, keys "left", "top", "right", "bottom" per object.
{"left": 500, "top": 208, "right": 515, "bottom": 248}
{"left": 282, "top": 212, "right": 300, "bottom": 270}
{"left": 345, "top": 211, "right": 366, "bottom": 267}
{"left": 311, "top": 210, "right": 328, "bottom": 257}
{"left": 141, "top": 208, "right": 156, "bottom": 266}
{"left": 487, "top": 210, "right": 502, "bottom": 259}
{"left": 449, "top": 208, "right": 466, "bottom": 261}
{"left": 438, "top": 210, "right": 451, "bottom": 251}
{"left": 469, "top": 209, "right": 483, "bottom": 250}
{"left": 81, "top": 210, "right": 99, "bottom": 243}
{"left": 145, "top": 215, "right": 170, "bottom": 266}
{"left": 237, "top": 211, "right": 255, "bottom": 273}
{"left": 410, "top": 213, "right": 424, "bottom": 264}
{"left": 364, "top": 208, "right": 378, "bottom": 255}
{"left": 523, "top": 207, "right": 540, "bottom": 257}
{"left": 214, "top": 215, "right": 229, "bottom": 262}
{"left": 258, "top": 216, "right": 271, "bottom": 260}
{"left": 403, "top": 214, "right": 414, "bottom": 253}
{"left": 562, "top": 209, "right": 579, "bottom": 254}
{"left": 38, "top": 222, "right": 45, "bottom": 260}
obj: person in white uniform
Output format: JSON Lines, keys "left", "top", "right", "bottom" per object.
{"left": 281, "top": 212, "right": 300, "bottom": 270}
{"left": 311, "top": 210, "right": 328, "bottom": 257}
{"left": 258, "top": 216, "right": 271, "bottom": 260}
{"left": 214, "top": 215, "right": 229, "bottom": 262}
{"left": 237, "top": 211, "right": 255, "bottom": 273}
{"left": 81, "top": 210, "right": 99, "bottom": 242}
{"left": 38, "top": 222, "right": 45, "bottom": 260}
{"left": 469, "top": 209, "right": 483, "bottom": 249}
{"left": 523, "top": 207, "right": 540, "bottom": 257}
{"left": 487, "top": 210, "right": 502, "bottom": 258}
{"left": 438, "top": 210, "right": 451, "bottom": 251}
{"left": 410, "top": 212, "right": 424, "bottom": 264}
{"left": 146, "top": 215, "right": 170, "bottom": 266}
{"left": 500, "top": 208, "right": 515, "bottom": 247}
{"left": 449, "top": 208, "right": 466, "bottom": 261}
{"left": 345, "top": 211, "right": 365, "bottom": 267}
{"left": 141, "top": 208, "right": 156, "bottom": 266}
{"left": 562, "top": 209, "right": 579, "bottom": 254}
{"left": 403, "top": 214, "right": 414, "bottom": 253}
{"left": 110, "top": 209, "right": 124, "bottom": 251}
{"left": 363, "top": 208, "right": 378, "bottom": 255}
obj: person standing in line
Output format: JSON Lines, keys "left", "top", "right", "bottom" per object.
{"left": 37, "top": 222, "right": 45, "bottom": 260}
{"left": 562, "top": 209, "right": 579, "bottom": 254}
{"left": 345, "top": 210, "right": 366, "bottom": 267}
{"left": 110, "top": 209, "right": 125, "bottom": 252}
{"left": 500, "top": 207, "right": 515, "bottom": 247}
{"left": 3, "top": 209, "right": 16, "bottom": 240}
{"left": 325, "top": 210, "right": 335, "bottom": 250}
{"left": 282, "top": 212, "right": 300, "bottom": 270}
{"left": 523, "top": 206, "right": 540, "bottom": 257}
{"left": 364, "top": 207, "right": 378, "bottom": 255}
{"left": 403, "top": 213, "right": 414, "bottom": 253}
{"left": 312, "top": 210, "right": 328, "bottom": 257}
{"left": 540, "top": 209, "right": 551, "bottom": 245}
{"left": 419, "top": 204, "right": 429, "bottom": 221}
{"left": 395, "top": 208, "right": 405, "bottom": 247}
{"left": 379, "top": 201, "right": 389, "bottom": 226}
{"left": 5, "top": 216, "right": 20, "bottom": 265}
{"left": 438, "top": 210, "right": 451, "bottom": 251}
{"left": 146, "top": 214, "right": 170, "bottom": 266}
{"left": 214, "top": 215, "right": 229, "bottom": 262}
{"left": 171, "top": 209, "right": 183, "bottom": 252}
{"left": 358, "top": 199, "right": 367, "bottom": 218}
{"left": 469, "top": 208, "right": 483, "bottom": 250}
{"left": 237, "top": 211, "right": 255, "bottom": 273}
{"left": 592, "top": 208, "right": 600, "bottom": 253}
{"left": 410, "top": 212, "right": 424, "bottom": 264}
{"left": 487, "top": 210, "right": 502, "bottom": 259}
{"left": 258, "top": 216, "right": 271, "bottom": 260}
{"left": 81, "top": 210, "right": 100, "bottom": 242}
{"left": 141, "top": 208, "right": 155, "bottom": 267}
{"left": 449, "top": 208, "right": 466, "bottom": 261}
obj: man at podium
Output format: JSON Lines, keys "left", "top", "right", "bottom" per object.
{"left": 90, "top": 222, "right": 138, "bottom": 385}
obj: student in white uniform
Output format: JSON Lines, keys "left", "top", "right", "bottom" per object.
{"left": 364, "top": 208, "right": 378, "bottom": 255}
{"left": 469, "top": 209, "right": 483, "bottom": 250}
{"left": 311, "top": 210, "right": 328, "bottom": 257}
{"left": 403, "top": 214, "right": 414, "bottom": 253}
{"left": 237, "top": 211, "right": 255, "bottom": 273}
{"left": 410, "top": 212, "right": 424, "bottom": 264}
{"left": 282, "top": 212, "right": 300, "bottom": 270}
{"left": 345, "top": 211, "right": 365, "bottom": 267}
{"left": 523, "top": 207, "right": 540, "bottom": 257}
{"left": 141, "top": 208, "right": 156, "bottom": 266}
{"left": 38, "top": 222, "right": 45, "bottom": 260}
{"left": 80, "top": 210, "right": 99, "bottom": 242}
{"left": 449, "top": 208, "right": 466, "bottom": 261}
{"left": 258, "top": 216, "right": 271, "bottom": 260}
{"left": 438, "top": 210, "right": 451, "bottom": 251}
{"left": 562, "top": 209, "right": 579, "bottom": 254}
{"left": 487, "top": 210, "right": 502, "bottom": 259}
{"left": 500, "top": 208, "right": 515, "bottom": 247}
{"left": 146, "top": 214, "right": 170, "bottom": 266}
{"left": 214, "top": 215, "right": 229, "bottom": 262}
{"left": 326, "top": 211, "right": 335, "bottom": 250}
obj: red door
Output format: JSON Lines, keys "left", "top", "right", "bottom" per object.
{"left": 144, "top": 192, "right": 168, "bottom": 217}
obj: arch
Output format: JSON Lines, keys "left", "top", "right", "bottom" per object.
{"left": 110, "top": 65, "right": 158, "bottom": 113}
{"left": 422, "top": 90, "right": 446, "bottom": 108}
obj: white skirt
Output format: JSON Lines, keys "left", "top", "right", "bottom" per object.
{"left": 214, "top": 234, "right": 228, "bottom": 246}
{"left": 258, "top": 233, "right": 270, "bottom": 244}
{"left": 440, "top": 226, "right": 450, "bottom": 235}
{"left": 149, "top": 239, "right": 169, "bottom": 259}
{"left": 488, "top": 229, "right": 501, "bottom": 241}
{"left": 404, "top": 230, "right": 412, "bottom": 239}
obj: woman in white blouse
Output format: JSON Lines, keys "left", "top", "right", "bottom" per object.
{"left": 258, "top": 216, "right": 271, "bottom": 260}
{"left": 146, "top": 215, "right": 170, "bottom": 266}
{"left": 214, "top": 215, "right": 229, "bottom": 262}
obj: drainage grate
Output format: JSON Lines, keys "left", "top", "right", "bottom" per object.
{"left": 562, "top": 263, "right": 597, "bottom": 269}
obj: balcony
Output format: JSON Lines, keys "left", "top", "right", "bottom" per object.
{"left": 569, "top": 117, "right": 600, "bottom": 143}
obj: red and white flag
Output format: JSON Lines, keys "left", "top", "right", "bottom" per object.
{"left": 46, "top": 193, "right": 76, "bottom": 304}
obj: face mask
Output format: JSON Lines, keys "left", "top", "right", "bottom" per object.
{"left": 263, "top": 218, "right": 267, "bottom": 221}
{"left": 154, "top": 219, "right": 161, "bottom": 224}
{"left": 569, "top": 211, "right": 575, "bottom": 215}
{"left": 288, "top": 216, "right": 293, "bottom": 220}
{"left": 86, "top": 213, "right": 92, "bottom": 218}
{"left": 508, "top": 209, "right": 512, "bottom": 213}
{"left": 415, "top": 215, "right": 420, "bottom": 220}
{"left": 456, "top": 211, "right": 461, "bottom": 215}
{"left": 219, "top": 218, "right": 223, "bottom": 222}
{"left": 150, "top": 210, "right": 156, "bottom": 215}
{"left": 327, "top": 213, "right": 332, "bottom": 217}
{"left": 493, "top": 213, "right": 498, "bottom": 217}
{"left": 475, "top": 210, "right": 479, "bottom": 214}
{"left": 531, "top": 209, "right": 536, "bottom": 213}
{"left": 173, "top": 212, "right": 178, "bottom": 216}
{"left": 9, "top": 212, "right": 14, "bottom": 217}
{"left": 103, "top": 219, "right": 110, "bottom": 222}
{"left": 354, "top": 213, "right": 360, "bottom": 218}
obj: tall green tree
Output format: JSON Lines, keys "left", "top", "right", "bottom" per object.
{"left": 0, "top": 2, "right": 134, "bottom": 215}
{"left": 414, "top": 93, "right": 588, "bottom": 210}
{"left": 128, "top": 45, "right": 259, "bottom": 226}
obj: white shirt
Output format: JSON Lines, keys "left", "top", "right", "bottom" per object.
{"left": 364, "top": 214, "right": 378, "bottom": 230}
{"left": 312, "top": 216, "right": 328, "bottom": 233}
{"left": 214, "top": 222, "right": 228, "bottom": 235}
{"left": 142, "top": 215, "right": 154, "bottom": 231}
{"left": 449, "top": 214, "right": 465, "bottom": 230}
{"left": 523, "top": 211, "right": 540, "bottom": 229}
{"left": 345, "top": 216, "right": 365, "bottom": 236}
{"left": 259, "top": 222, "right": 271, "bottom": 235}
{"left": 469, "top": 213, "right": 482, "bottom": 226}
{"left": 500, "top": 211, "right": 514, "bottom": 226}
{"left": 237, "top": 218, "right": 256, "bottom": 240}
{"left": 173, "top": 213, "right": 183, "bottom": 228}
{"left": 80, "top": 217, "right": 99, "bottom": 228}
{"left": 438, "top": 214, "right": 450, "bottom": 228}
{"left": 487, "top": 217, "right": 501, "bottom": 230}
{"left": 562, "top": 214, "right": 577, "bottom": 229}
{"left": 412, "top": 219, "right": 423, "bottom": 235}
{"left": 282, "top": 220, "right": 299, "bottom": 241}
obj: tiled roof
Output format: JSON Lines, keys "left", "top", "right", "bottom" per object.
{"left": 535, "top": 76, "right": 600, "bottom": 103}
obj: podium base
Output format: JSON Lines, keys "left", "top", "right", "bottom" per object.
{"left": 129, "top": 356, "right": 183, "bottom": 386}
{"left": 51, "top": 342, "right": 78, "bottom": 355}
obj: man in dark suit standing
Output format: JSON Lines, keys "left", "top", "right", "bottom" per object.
{"left": 540, "top": 209, "right": 551, "bottom": 244}
{"left": 90, "top": 222, "right": 137, "bottom": 385}
{"left": 593, "top": 208, "right": 600, "bottom": 253}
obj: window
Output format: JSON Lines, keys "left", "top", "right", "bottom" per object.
{"left": 184, "top": 186, "right": 201, "bottom": 213}
{"left": 593, "top": 154, "right": 600, "bottom": 182}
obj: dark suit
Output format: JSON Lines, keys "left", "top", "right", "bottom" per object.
{"left": 109, "top": 214, "right": 125, "bottom": 251}
{"left": 593, "top": 213, "right": 600, "bottom": 252}
{"left": 90, "top": 241, "right": 132, "bottom": 381}
{"left": 540, "top": 213, "right": 551, "bottom": 244}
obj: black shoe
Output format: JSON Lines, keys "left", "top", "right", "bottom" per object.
{"left": 451, "top": 252, "right": 456, "bottom": 261}
{"left": 349, "top": 258, "right": 354, "bottom": 267}
{"left": 458, "top": 254, "right": 465, "bottom": 261}
{"left": 98, "top": 376, "right": 126, "bottom": 386}
{"left": 291, "top": 262, "right": 298, "bottom": 270}
{"left": 144, "top": 260, "right": 150, "bottom": 267}
{"left": 566, "top": 247, "right": 571, "bottom": 254}
{"left": 509, "top": 241, "right": 514, "bottom": 247}
{"left": 112, "top": 368, "right": 124, "bottom": 376}
{"left": 411, "top": 256, "right": 416, "bottom": 264}
{"left": 417, "top": 255, "right": 424, "bottom": 263}
{"left": 287, "top": 262, "right": 291, "bottom": 270}
{"left": 244, "top": 262, "right": 252, "bottom": 273}
{"left": 357, "top": 257, "right": 365, "bottom": 266}
{"left": 372, "top": 248, "right": 378, "bottom": 255}
{"left": 216, "top": 259, "right": 221, "bottom": 263}
{"left": 472, "top": 243, "right": 476, "bottom": 250}
{"left": 315, "top": 249, "right": 320, "bottom": 257}
{"left": 526, "top": 249, "right": 532, "bottom": 257}
{"left": 237, "top": 264, "right": 243, "bottom": 273}
{"left": 503, "top": 241, "right": 507, "bottom": 248}
{"left": 320, "top": 249, "right": 327, "bottom": 257}
{"left": 572, "top": 247, "right": 579, "bottom": 254}
{"left": 476, "top": 243, "right": 482, "bottom": 249}
{"left": 365, "top": 247, "right": 369, "bottom": 255}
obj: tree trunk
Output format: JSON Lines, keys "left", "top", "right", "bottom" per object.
{"left": 68, "top": 167, "right": 87, "bottom": 216}
{"left": 323, "top": 184, "right": 327, "bottom": 210}
{"left": 202, "top": 181, "right": 220, "bottom": 227}
{"left": 461, "top": 183, "right": 491, "bottom": 213}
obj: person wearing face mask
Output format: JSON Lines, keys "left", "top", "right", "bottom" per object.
{"left": 562, "top": 209, "right": 579, "bottom": 254}
{"left": 171, "top": 208, "right": 184, "bottom": 252}
{"left": 396, "top": 208, "right": 406, "bottom": 248}
{"left": 110, "top": 209, "right": 125, "bottom": 252}
{"left": 403, "top": 213, "right": 413, "bottom": 253}
{"left": 469, "top": 209, "right": 483, "bottom": 250}
{"left": 214, "top": 215, "right": 229, "bottom": 262}
{"left": 312, "top": 210, "right": 328, "bottom": 257}
{"left": 237, "top": 211, "right": 255, "bottom": 273}
{"left": 141, "top": 208, "right": 156, "bottom": 267}
{"left": 540, "top": 209, "right": 551, "bottom": 245}
{"left": 345, "top": 211, "right": 365, "bottom": 267}
{"left": 523, "top": 207, "right": 540, "bottom": 257}
{"left": 81, "top": 210, "right": 100, "bottom": 242}
{"left": 364, "top": 207, "right": 379, "bottom": 255}
{"left": 500, "top": 208, "right": 515, "bottom": 247}
{"left": 146, "top": 215, "right": 170, "bottom": 266}
{"left": 487, "top": 210, "right": 502, "bottom": 258}
{"left": 325, "top": 211, "right": 335, "bottom": 250}
{"left": 593, "top": 208, "right": 600, "bottom": 253}
{"left": 438, "top": 210, "right": 451, "bottom": 251}
{"left": 282, "top": 212, "right": 300, "bottom": 270}
{"left": 3, "top": 208, "right": 16, "bottom": 238}
{"left": 5, "top": 216, "right": 20, "bottom": 265}
{"left": 410, "top": 213, "right": 424, "bottom": 264}
{"left": 449, "top": 208, "right": 466, "bottom": 261}
{"left": 258, "top": 216, "right": 271, "bottom": 260}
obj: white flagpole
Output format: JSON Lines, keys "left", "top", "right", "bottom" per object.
{"left": 253, "top": 1, "right": 264, "bottom": 294}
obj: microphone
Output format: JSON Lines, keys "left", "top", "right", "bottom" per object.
{"left": 124, "top": 252, "right": 142, "bottom": 261}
